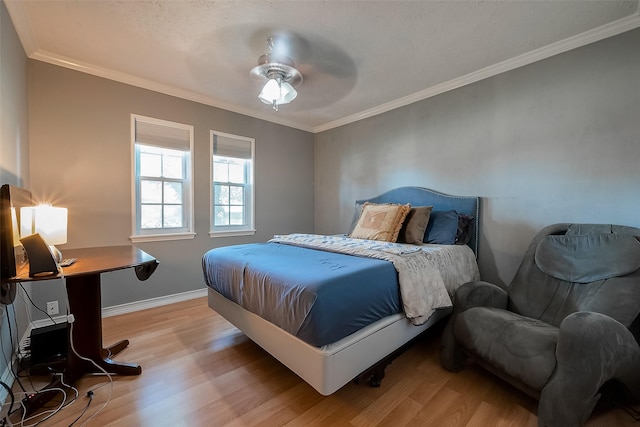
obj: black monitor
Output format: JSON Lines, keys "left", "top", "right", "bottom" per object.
{"left": 0, "top": 184, "right": 33, "bottom": 280}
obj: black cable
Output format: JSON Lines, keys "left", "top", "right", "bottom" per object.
{"left": 67, "top": 390, "right": 93, "bottom": 427}
{"left": 0, "top": 330, "right": 13, "bottom": 382}
{"left": 0, "top": 380, "right": 15, "bottom": 426}
{"left": 13, "top": 282, "right": 60, "bottom": 394}
{"left": 19, "top": 283, "right": 57, "bottom": 324}
{"left": 3, "top": 284, "right": 75, "bottom": 425}
{"left": 6, "top": 304, "right": 26, "bottom": 393}
{"left": 6, "top": 306, "right": 16, "bottom": 364}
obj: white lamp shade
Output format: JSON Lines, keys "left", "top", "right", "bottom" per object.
{"left": 20, "top": 205, "right": 68, "bottom": 245}
{"left": 258, "top": 78, "right": 281, "bottom": 104}
{"left": 258, "top": 78, "right": 298, "bottom": 107}
{"left": 278, "top": 82, "right": 297, "bottom": 104}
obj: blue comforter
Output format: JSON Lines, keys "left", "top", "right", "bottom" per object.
{"left": 202, "top": 242, "right": 401, "bottom": 347}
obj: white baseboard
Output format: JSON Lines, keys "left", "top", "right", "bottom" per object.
{"left": 101, "top": 288, "right": 208, "bottom": 318}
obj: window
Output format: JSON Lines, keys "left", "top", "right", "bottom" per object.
{"left": 211, "top": 131, "right": 255, "bottom": 237}
{"left": 131, "top": 115, "right": 194, "bottom": 242}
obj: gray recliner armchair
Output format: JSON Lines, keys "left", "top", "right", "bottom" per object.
{"left": 441, "top": 223, "right": 640, "bottom": 427}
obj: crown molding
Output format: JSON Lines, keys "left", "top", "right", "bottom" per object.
{"left": 29, "top": 51, "right": 315, "bottom": 133}
{"left": 4, "top": 1, "right": 313, "bottom": 132}
{"left": 312, "top": 11, "right": 640, "bottom": 133}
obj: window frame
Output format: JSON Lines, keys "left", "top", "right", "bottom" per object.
{"left": 131, "top": 114, "right": 195, "bottom": 243}
{"left": 210, "top": 130, "right": 256, "bottom": 237}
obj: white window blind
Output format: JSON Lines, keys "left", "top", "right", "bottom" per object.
{"left": 213, "top": 134, "right": 252, "bottom": 159}
{"left": 136, "top": 120, "right": 191, "bottom": 150}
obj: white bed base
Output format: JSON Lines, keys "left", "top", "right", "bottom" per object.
{"left": 208, "top": 288, "right": 450, "bottom": 395}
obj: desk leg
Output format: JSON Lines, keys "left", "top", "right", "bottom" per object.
{"left": 64, "top": 274, "right": 142, "bottom": 384}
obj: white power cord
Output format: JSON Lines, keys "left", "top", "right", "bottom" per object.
{"left": 62, "top": 274, "right": 113, "bottom": 426}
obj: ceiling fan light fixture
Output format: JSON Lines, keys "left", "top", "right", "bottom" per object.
{"left": 258, "top": 78, "right": 282, "bottom": 103}
{"left": 257, "top": 77, "right": 298, "bottom": 112}
{"left": 251, "top": 37, "right": 303, "bottom": 112}
{"left": 279, "top": 81, "right": 297, "bottom": 103}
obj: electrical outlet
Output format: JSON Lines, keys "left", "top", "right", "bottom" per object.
{"left": 46, "top": 301, "right": 59, "bottom": 315}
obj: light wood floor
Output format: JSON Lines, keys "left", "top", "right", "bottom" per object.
{"left": 8, "top": 297, "right": 638, "bottom": 426}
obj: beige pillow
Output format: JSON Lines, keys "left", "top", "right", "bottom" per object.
{"left": 349, "top": 202, "right": 411, "bottom": 242}
{"left": 398, "top": 206, "right": 433, "bottom": 244}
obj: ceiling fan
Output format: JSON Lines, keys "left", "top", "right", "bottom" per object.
{"left": 248, "top": 31, "right": 357, "bottom": 112}
{"left": 250, "top": 36, "right": 303, "bottom": 111}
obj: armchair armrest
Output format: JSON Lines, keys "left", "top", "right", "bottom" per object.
{"left": 441, "top": 281, "right": 508, "bottom": 371}
{"left": 453, "top": 280, "right": 508, "bottom": 312}
{"left": 539, "top": 311, "right": 640, "bottom": 427}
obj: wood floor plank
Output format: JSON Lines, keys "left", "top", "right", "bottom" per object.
{"left": 281, "top": 395, "right": 348, "bottom": 426}
{"left": 350, "top": 368, "right": 424, "bottom": 426}
{"left": 375, "top": 397, "right": 423, "bottom": 427}
{"left": 8, "top": 297, "right": 639, "bottom": 426}
{"left": 464, "top": 401, "right": 536, "bottom": 427}
{"left": 410, "top": 385, "right": 480, "bottom": 426}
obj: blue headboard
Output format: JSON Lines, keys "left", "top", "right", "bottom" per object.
{"left": 354, "top": 186, "right": 480, "bottom": 256}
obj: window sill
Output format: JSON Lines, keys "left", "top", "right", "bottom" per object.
{"left": 209, "top": 229, "right": 256, "bottom": 238}
{"left": 130, "top": 232, "right": 196, "bottom": 243}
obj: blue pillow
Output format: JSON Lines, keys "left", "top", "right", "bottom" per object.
{"left": 424, "top": 210, "right": 459, "bottom": 245}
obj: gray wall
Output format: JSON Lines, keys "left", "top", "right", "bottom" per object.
{"left": 0, "top": 0, "right": 31, "bottom": 381}
{"left": 9, "top": 13, "right": 640, "bottom": 318}
{"left": 315, "top": 28, "right": 640, "bottom": 286}
{"left": 28, "top": 62, "right": 315, "bottom": 311}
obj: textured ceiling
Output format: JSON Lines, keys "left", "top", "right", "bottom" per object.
{"left": 5, "top": 0, "right": 640, "bottom": 133}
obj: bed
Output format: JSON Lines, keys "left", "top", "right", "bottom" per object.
{"left": 202, "top": 186, "right": 480, "bottom": 395}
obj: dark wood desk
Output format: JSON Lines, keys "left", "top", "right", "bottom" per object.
{"left": 8, "top": 246, "right": 158, "bottom": 412}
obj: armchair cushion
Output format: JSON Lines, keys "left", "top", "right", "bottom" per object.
{"left": 455, "top": 307, "right": 559, "bottom": 391}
